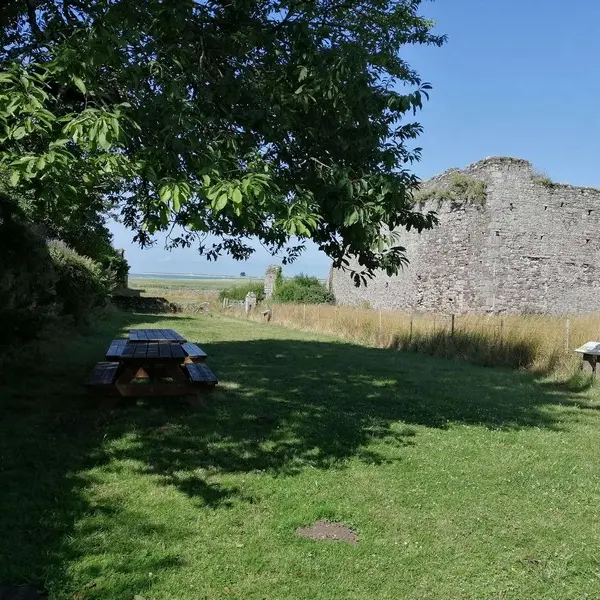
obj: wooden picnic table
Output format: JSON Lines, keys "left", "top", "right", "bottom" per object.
{"left": 128, "top": 328, "right": 186, "bottom": 343}
{"left": 86, "top": 329, "right": 217, "bottom": 406}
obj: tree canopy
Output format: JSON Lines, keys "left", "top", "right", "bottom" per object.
{"left": 0, "top": 0, "right": 444, "bottom": 283}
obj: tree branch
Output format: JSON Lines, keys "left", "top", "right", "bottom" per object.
{"left": 23, "top": 0, "right": 42, "bottom": 40}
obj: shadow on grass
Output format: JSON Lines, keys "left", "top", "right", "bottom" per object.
{"left": 0, "top": 310, "right": 190, "bottom": 597}
{"left": 111, "top": 337, "right": 577, "bottom": 505}
{"left": 0, "top": 312, "right": 590, "bottom": 597}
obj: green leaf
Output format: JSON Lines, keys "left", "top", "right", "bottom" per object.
{"left": 36, "top": 156, "right": 46, "bottom": 171}
{"left": 110, "top": 117, "right": 120, "bottom": 138}
{"left": 12, "top": 126, "right": 26, "bottom": 140}
{"left": 72, "top": 76, "right": 86, "bottom": 95}
{"left": 232, "top": 188, "right": 242, "bottom": 205}
{"left": 159, "top": 186, "right": 171, "bottom": 203}
{"left": 345, "top": 210, "right": 360, "bottom": 226}
{"left": 206, "top": 184, "right": 221, "bottom": 200}
{"left": 295, "top": 221, "right": 309, "bottom": 236}
{"left": 215, "top": 194, "right": 228, "bottom": 211}
{"left": 172, "top": 184, "right": 180, "bottom": 211}
{"left": 9, "top": 170, "right": 20, "bottom": 186}
{"left": 298, "top": 66, "right": 308, "bottom": 82}
{"left": 97, "top": 125, "right": 110, "bottom": 150}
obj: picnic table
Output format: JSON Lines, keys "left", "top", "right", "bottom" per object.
{"left": 575, "top": 341, "right": 600, "bottom": 376}
{"left": 86, "top": 328, "right": 217, "bottom": 405}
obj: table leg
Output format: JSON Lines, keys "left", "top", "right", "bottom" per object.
{"left": 163, "top": 363, "right": 205, "bottom": 406}
{"left": 114, "top": 364, "right": 141, "bottom": 398}
{"left": 582, "top": 353, "right": 597, "bottom": 375}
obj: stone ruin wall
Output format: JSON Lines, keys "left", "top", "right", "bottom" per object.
{"left": 331, "top": 157, "right": 600, "bottom": 315}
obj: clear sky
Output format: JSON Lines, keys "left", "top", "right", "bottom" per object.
{"left": 109, "top": 0, "right": 600, "bottom": 277}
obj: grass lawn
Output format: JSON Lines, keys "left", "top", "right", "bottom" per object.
{"left": 2, "top": 310, "right": 600, "bottom": 599}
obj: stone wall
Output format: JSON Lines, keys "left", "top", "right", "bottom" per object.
{"left": 264, "top": 265, "right": 281, "bottom": 299}
{"left": 331, "top": 157, "right": 600, "bottom": 314}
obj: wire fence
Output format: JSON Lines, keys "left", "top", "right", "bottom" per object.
{"left": 221, "top": 302, "right": 596, "bottom": 375}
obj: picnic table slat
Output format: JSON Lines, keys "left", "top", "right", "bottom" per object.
{"left": 121, "top": 342, "right": 136, "bottom": 357}
{"left": 128, "top": 329, "right": 186, "bottom": 342}
{"left": 158, "top": 343, "right": 171, "bottom": 358}
{"left": 102, "top": 363, "right": 119, "bottom": 384}
{"left": 106, "top": 339, "right": 127, "bottom": 359}
{"left": 133, "top": 343, "right": 147, "bottom": 358}
{"left": 86, "top": 361, "right": 119, "bottom": 386}
{"left": 171, "top": 344, "right": 184, "bottom": 358}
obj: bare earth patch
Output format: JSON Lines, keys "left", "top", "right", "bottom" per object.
{"left": 295, "top": 520, "right": 358, "bottom": 544}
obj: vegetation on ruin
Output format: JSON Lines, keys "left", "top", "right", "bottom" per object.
{"left": 531, "top": 169, "right": 556, "bottom": 188}
{"left": 412, "top": 172, "right": 488, "bottom": 209}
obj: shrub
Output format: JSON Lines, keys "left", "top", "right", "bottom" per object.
{"left": 274, "top": 275, "right": 334, "bottom": 304}
{"left": 98, "top": 249, "right": 129, "bottom": 290}
{"left": 0, "top": 195, "right": 57, "bottom": 343}
{"left": 47, "top": 240, "right": 109, "bottom": 324}
{"left": 218, "top": 282, "right": 265, "bottom": 302}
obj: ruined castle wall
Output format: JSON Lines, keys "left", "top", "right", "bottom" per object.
{"left": 331, "top": 157, "right": 600, "bottom": 314}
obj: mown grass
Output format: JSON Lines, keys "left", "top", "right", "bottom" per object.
{"left": 3, "top": 310, "right": 600, "bottom": 599}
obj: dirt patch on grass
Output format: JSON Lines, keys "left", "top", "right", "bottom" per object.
{"left": 295, "top": 520, "right": 358, "bottom": 544}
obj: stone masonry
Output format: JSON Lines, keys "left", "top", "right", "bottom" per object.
{"left": 331, "top": 157, "right": 600, "bottom": 314}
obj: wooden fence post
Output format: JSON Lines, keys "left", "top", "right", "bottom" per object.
{"left": 451, "top": 314, "right": 455, "bottom": 336}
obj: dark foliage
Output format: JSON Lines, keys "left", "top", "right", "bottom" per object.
{"left": 0, "top": 193, "right": 57, "bottom": 343}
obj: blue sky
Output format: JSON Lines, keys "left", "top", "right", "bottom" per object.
{"left": 110, "top": 0, "right": 600, "bottom": 277}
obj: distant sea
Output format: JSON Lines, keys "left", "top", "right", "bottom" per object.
{"left": 128, "top": 273, "right": 252, "bottom": 280}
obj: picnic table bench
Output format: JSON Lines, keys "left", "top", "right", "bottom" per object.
{"left": 86, "top": 328, "right": 217, "bottom": 405}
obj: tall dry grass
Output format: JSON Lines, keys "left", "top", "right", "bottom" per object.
{"left": 236, "top": 304, "right": 600, "bottom": 376}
